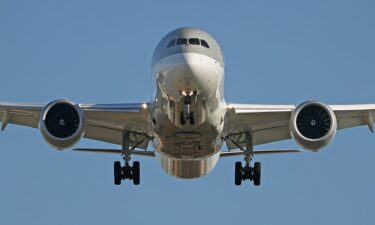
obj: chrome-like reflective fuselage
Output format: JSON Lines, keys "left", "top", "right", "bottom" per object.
{"left": 150, "top": 28, "right": 227, "bottom": 178}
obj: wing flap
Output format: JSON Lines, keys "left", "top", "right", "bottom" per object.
{"left": 73, "top": 148, "right": 155, "bottom": 157}
{"left": 220, "top": 149, "right": 302, "bottom": 157}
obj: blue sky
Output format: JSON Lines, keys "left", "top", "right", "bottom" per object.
{"left": 1, "top": 0, "right": 375, "bottom": 224}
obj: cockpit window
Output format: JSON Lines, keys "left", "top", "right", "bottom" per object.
{"left": 176, "top": 38, "right": 188, "bottom": 45}
{"left": 189, "top": 38, "right": 200, "bottom": 45}
{"left": 201, "top": 39, "right": 209, "bottom": 48}
{"left": 167, "top": 38, "right": 209, "bottom": 49}
{"left": 167, "top": 39, "right": 175, "bottom": 48}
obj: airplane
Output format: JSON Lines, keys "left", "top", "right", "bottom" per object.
{"left": 1, "top": 27, "right": 374, "bottom": 186}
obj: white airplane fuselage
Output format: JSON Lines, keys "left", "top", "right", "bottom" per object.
{"left": 150, "top": 28, "right": 227, "bottom": 178}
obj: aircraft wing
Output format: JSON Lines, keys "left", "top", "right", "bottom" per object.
{"left": 0, "top": 102, "right": 151, "bottom": 149}
{"left": 224, "top": 103, "right": 375, "bottom": 150}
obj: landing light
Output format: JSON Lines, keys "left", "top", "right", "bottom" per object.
{"left": 181, "top": 91, "right": 194, "bottom": 97}
{"left": 142, "top": 103, "right": 148, "bottom": 109}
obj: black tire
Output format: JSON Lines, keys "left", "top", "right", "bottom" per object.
{"left": 253, "top": 162, "right": 261, "bottom": 186}
{"left": 114, "top": 161, "right": 122, "bottom": 185}
{"left": 189, "top": 112, "right": 195, "bottom": 125}
{"left": 180, "top": 111, "right": 186, "bottom": 125}
{"left": 132, "top": 161, "right": 140, "bottom": 185}
{"left": 235, "top": 162, "right": 242, "bottom": 186}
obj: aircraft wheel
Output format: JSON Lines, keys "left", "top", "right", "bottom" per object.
{"left": 189, "top": 112, "right": 195, "bottom": 125}
{"left": 132, "top": 161, "right": 140, "bottom": 185}
{"left": 180, "top": 111, "right": 186, "bottom": 125}
{"left": 235, "top": 161, "right": 242, "bottom": 185}
{"left": 114, "top": 161, "right": 122, "bottom": 185}
{"left": 253, "top": 162, "right": 261, "bottom": 186}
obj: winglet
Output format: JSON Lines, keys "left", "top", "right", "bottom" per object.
{"left": 1, "top": 110, "right": 10, "bottom": 131}
{"left": 365, "top": 112, "right": 374, "bottom": 133}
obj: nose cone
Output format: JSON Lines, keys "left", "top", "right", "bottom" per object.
{"left": 175, "top": 53, "right": 203, "bottom": 79}
{"left": 160, "top": 53, "right": 202, "bottom": 101}
{"left": 154, "top": 51, "right": 223, "bottom": 102}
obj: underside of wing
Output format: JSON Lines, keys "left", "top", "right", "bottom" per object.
{"left": 224, "top": 104, "right": 295, "bottom": 149}
{"left": 0, "top": 102, "right": 44, "bottom": 130}
{"left": 330, "top": 104, "right": 375, "bottom": 132}
{"left": 80, "top": 103, "right": 151, "bottom": 148}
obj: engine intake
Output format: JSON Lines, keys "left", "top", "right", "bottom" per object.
{"left": 39, "top": 99, "right": 85, "bottom": 150}
{"left": 290, "top": 101, "right": 337, "bottom": 151}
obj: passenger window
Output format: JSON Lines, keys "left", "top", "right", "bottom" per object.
{"left": 201, "top": 39, "right": 209, "bottom": 48}
{"left": 189, "top": 38, "right": 200, "bottom": 45}
{"left": 167, "top": 39, "right": 175, "bottom": 48}
{"left": 176, "top": 38, "right": 188, "bottom": 45}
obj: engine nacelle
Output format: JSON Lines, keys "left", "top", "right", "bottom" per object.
{"left": 289, "top": 101, "right": 337, "bottom": 151}
{"left": 39, "top": 99, "right": 85, "bottom": 150}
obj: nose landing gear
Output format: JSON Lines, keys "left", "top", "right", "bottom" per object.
{"left": 180, "top": 94, "right": 196, "bottom": 125}
{"left": 180, "top": 111, "right": 195, "bottom": 125}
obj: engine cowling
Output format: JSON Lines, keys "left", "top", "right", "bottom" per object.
{"left": 39, "top": 99, "right": 85, "bottom": 150}
{"left": 289, "top": 101, "right": 337, "bottom": 151}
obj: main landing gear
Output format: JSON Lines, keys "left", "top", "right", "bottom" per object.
{"left": 232, "top": 132, "right": 262, "bottom": 186}
{"left": 114, "top": 131, "right": 141, "bottom": 186}
{"left": 235, "top": 161, "right": 261, "bottom": 186}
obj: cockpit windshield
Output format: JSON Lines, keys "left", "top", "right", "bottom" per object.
{"left": 189, "top": 38, "right": 200, "bottom": 45}
{"left": 200, "top": 39, "right": 209, "bottom": 48}
{"left": 176, "top": 38, "right": 187, "bottom": 45}
{"left": 167, "top": 38, "right": 209, "bottom": 48}
{"left": 167, "top": 39, "right": 175, "bottom": 48}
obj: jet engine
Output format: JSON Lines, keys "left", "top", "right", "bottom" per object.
{"left": 289, "top": 101, "right": 337, "bottom": 151}
{"left": 39, "top": 99, "right": 85, "bottom": 150}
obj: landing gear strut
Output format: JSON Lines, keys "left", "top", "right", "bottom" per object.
{"left": 180, "top": 95, "right": 195, "bottom": 125}
{"left": 114, "top": 131, "right": 141, "bottom": 185}
{"left": 232, "top": 131, "right": 262, "bottom": 186}
{"left": 180, "top": 111, "right": 195, "bottom": 125}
